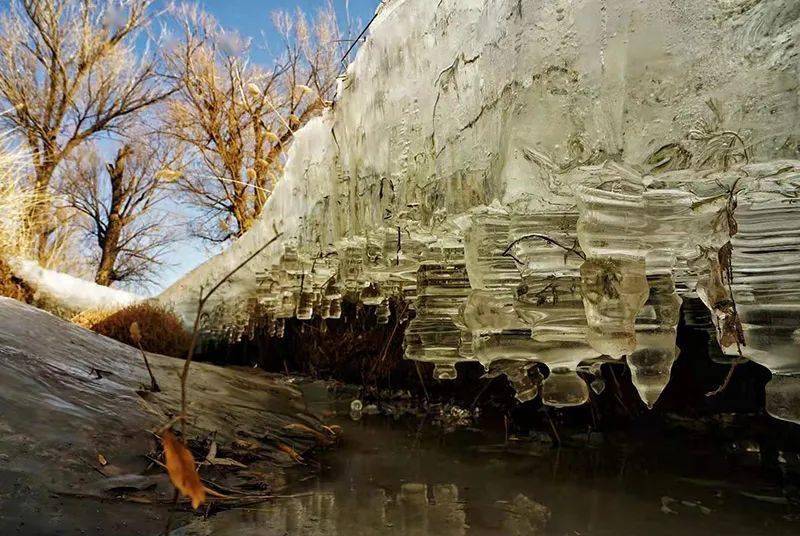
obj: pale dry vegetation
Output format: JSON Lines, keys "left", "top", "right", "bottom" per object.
{"left": 0, "top": 134, "right": 34, "bottom": 261}
{"left": 70, "top": 306, "right": 116, "bottom": 328}
{"left": 0, "top": 0, "right": 348, "bottom": 291}
{"left": 162, "top": 2, "right": 344, "bottom": 242}
{"left": 0, "top": 132, "right": 40, "bottom": 301}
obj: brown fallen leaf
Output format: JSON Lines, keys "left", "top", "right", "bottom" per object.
{"left": 322, "top": 424, "right": 342, "bottom": 437}
{"left": 204, "top": 441, "right": 218, "bottom": 462}
{"left": 232, "top": 438, "right": 261, "bottom": 451}
{"left": 208, "top": 457, "right": 247, "bottom": 468}
{"left": 161, "top": 430, "right": 206, "bottom": 509}
{"left": 97, "top": 453, "right": 108, "bottom": 466}
{"left": 283, "top": 423, "right": 329, "bottom": 443}
{"left": 277, "top": 444, "right": 304, "bottom": 463}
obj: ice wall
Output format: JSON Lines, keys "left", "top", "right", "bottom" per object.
{"left": 160, "top": 0, "right": 800, "bottom": 420}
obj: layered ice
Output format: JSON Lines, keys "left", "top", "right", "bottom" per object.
{"left": 159, "top": 0, "right": 800, "bottom": 419}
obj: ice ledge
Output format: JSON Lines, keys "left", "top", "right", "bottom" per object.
{"left": 158, "top": 0, "right": 800, "bottom": 419}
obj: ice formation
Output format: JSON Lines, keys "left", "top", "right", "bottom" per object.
{"left": 160, "top": 0, "right": 800, "bottom": 420}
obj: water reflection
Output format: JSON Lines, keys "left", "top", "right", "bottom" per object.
{"left": 176, "top": 481, "right": 551, "bottom": 536}
{"left": 174, "top": 414, "right": 799, "bottom": 536}
{"left": 174, "top": 384, "right": 799, "bottom": 536}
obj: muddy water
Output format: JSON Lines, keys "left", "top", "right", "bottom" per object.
{"left": 176, "top": 383, "right": 800, "bottom": 536}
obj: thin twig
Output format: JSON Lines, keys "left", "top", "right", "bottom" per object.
{"left": 723, "top": 180, "right": 746, "bottom": 357}
{"left": 136, "top": 341, "right": 160, "bottom": 393}
{"left": 502, "top": 233, "right": 586, "bottom": 261}
{"left": 706, "top": 362, "right": 738, "bottom": 397}
{"left": 374, "top": 300, "right": 407, "bottom": 369}
{"left": 396, "top": 225, "right": 401, "bottom": 266}
{"left": 543, "top": 407, "right": 561, "bottom": 446}
{"left": 470, "top": 376, "right": 496, "bottom": 409}
{"left": 607, "top": 367, "right": 631, "bottom": 416}
{"left": 340, "top": 10, "right": 380, "bottom": 66}
{"left": 178, "top": 231, "right": 283, "bottom": 436}
{"left": 414, "top": 361, "right": 429, "bottom": 404}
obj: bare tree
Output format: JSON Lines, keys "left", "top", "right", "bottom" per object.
{"left": 161, "top": 3, "right": 343, "bottom": 243}
{"left": 62, "top": 138, "right": 183, "bottom": 287}
{"left": 0, "top": 0, "right": 175, "bottom": 261}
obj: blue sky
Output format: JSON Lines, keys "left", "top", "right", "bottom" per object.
{"left": 156, "top": 0, "right": 380, "bottom": 63}
{"left": 150, "top": 0, "right": 380, "bottom": 293}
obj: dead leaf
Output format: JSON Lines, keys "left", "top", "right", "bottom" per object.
{"left": 322, "top": 425, "right": 342, "bottom": 437}
{"left": 205, "top": 441, "right": 218, "bottom": 462}
{"left": 202, "top": 441, "right": 246, "bottom": 467}
{"left": 232, "top": 438, "right": 261, "bottom": 451}
{"left": 208, "top": 457, "right": 246, "bottom": 468}
{"left": 277, "top": 444, "right": 304, "bottom": 463}
{"left": 97, "top": 453, "right": 108, "bottom": 466}
{"left": 129, "top": 322, "right": 141, "bottom": 345}
{"left": 283, "top": 423, "right": 329, "bottom": 443}
{"left": 161, "top": 430, "right": 206, "bottom": 509}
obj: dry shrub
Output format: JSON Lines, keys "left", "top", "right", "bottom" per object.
{"left": 0, "top": 257, "right": 34, "bottom": 303}
{"left": 71, "top": 307, "right": 117, "bottom": 328}
{"left": 0, "top": 136, "right": 36, "bottom": 304}
{"left": 89, "top": 302, "right": 191, "bottom": 357}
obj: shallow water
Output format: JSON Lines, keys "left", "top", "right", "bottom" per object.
{"left": 176, "top": 384, "right": 800, "bottom": 536}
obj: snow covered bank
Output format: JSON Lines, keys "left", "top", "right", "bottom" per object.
{"left": 11, "top": 259, "right": 141, "bottom": 313}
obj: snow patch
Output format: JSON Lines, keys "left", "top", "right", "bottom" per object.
{"left": 12, "top": 260, "right": 141, "bottom": 312}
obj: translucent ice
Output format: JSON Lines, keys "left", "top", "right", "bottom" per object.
{"left": 159, "top": 0, "right": 800, "bottom": 415}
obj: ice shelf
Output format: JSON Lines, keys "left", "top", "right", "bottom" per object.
{"left": 159, "top": 0, "right": 800, "bottom": 420}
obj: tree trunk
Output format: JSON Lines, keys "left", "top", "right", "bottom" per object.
{"left": 233, "top": 198, "right": 254, "bottom": 237}
{"left": 94, "top": 145, "right": 132, "bottom": 286}
{"left": 95, "top": 214, "right": 123, "bottom": 286}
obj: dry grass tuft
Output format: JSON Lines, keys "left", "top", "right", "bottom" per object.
{"left": 0, "top": 137, "right": 36, "bottom": 303}
{"left": 71, "top": 307, "right": 117, "bottom": 328}
{"left": 0, "top": 130, "right": 86, "bottom": 275}
{"left": 0, "top": 134, "right": 35, "bottom": 262}
{"left": 89, "top": 302, "right": 192, "bottom": 357}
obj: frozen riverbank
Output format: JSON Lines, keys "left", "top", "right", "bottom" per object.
{"left": 159, "top": 0, "right": 800, "bottom": 420}
{"left": 0, "top": 298, "right": 331, "bottom": 535}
